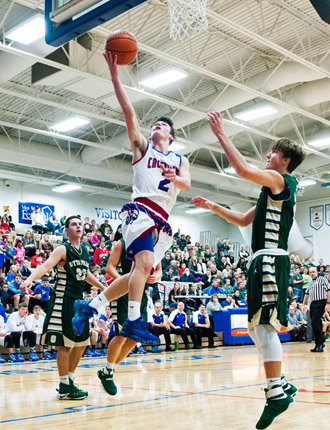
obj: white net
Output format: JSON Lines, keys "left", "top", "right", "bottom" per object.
{"left": 168, "top": 0, "right": 208, "bottom": 41}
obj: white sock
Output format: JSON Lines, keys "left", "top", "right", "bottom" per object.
{"left": 128, "top": 301, "right": 140, "bottom": 321}
{"left": 105, "top": 362, "right": 116, "bottom": 374}
{"left": 60, "top": 375, "right": 70, "bottom": 385}
{"left": 266, "top": 377, "right": 286, "bottom": 399}
{"left": 68, "top": 371, "right": 75, "bottom": 381}
{"left": 90, "top": 292, "right": 109, "bottom": 310}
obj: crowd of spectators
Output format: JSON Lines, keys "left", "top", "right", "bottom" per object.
{"left": 0, "top": 211, "right": 329, "bottom": 362}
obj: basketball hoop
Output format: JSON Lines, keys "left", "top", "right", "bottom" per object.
{"left": 168, "top": 0, "right": 208, "bottom": 41}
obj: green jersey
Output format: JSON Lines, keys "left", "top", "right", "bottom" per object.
{"left": 251, "top": 174, "right": 297, "bottom": 253}
{"left": 56, "top": 242, "right": 90, "bottom": 300}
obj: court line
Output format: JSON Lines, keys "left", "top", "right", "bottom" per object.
{"left": 2, "top": 376, "right": 330, "bottom": 424}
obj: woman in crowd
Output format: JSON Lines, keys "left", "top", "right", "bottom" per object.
{"left": 91, "top": 227, "right": 101, "bottom": 249}
{"left": 31, "top": 249, "right": 45, "bottom": 268}
{"left": 169, "top": 282, "right": 182, "bottom": 308}
{"left": 22, "top": 230, "right": 35, "bottom": 258}
{"left": 33, "top": 233, "right": 44, "bottom": 256}
{"left": 206, "top": 294, "right": 223, "bottom": 326}
{"left": 41, "top": 234, "right": 54, "bottom": 259}
{"left": 0, "top": 216, "right": 11, "bottom": 238}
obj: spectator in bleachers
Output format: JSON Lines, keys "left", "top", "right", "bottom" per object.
{"left": 206, "top": 294, "right": 223, "bottom": 326}
{"left": 20, "top": 259, "right": 32, "bottom": 278}
{"left": 92, "top": 240, "right": 111, "bottom": 267}
{"left": 90, "top": 313, "right": 108, "bottom": 356}
{"left": 14, "top": 239, "right": 25, "bottom": 265}
{"left": 6, "top": 264, "right": 18, "bottom": 283}
{"left": 208, "top": 279, "right": 225, "bottom": 297}
{"left": 237, "top": 257, "right": 248, "bottom": 274}
{"left": 169, "top": 260, "right": 180, "bottom": 279}
{"left": 222, "top": 294, "right": 238, "bottom": 309}
{"left": 102, "top": 226, "right": 112, "bottom": 242}
{"left": 41, "top": 234, "right": 54, "bottom": 259}
{"left": 161, "top": 252, "right": 171, "bottom": 272}
{"left": 31, "top": 249, "right": 45, "bottom": 268}
{"left": 162, "top": 266, "right": 177, "bottom": 282}
{"left": 0, "top": 216, "right": 11, "bottom": 238}
{"left": 182, "top": 246, "right": 189, "bottom": 264}
{"left": 33, "top": 233, "right": 43, "bottom": 255}
{"left": 177, "top": 234, "right": 187, "bottom": 251}
{"left": 197, "top": 257, "right": 207, "bottom": 274}
{"left": 181, "top": 283, "right": 197, "bottom": 313}
{"left": 178, "top": 262, "right": 186, "bottom": 276}
{"left": 47, "top": 213, "right": 62, "bottom": 236}
{"left": 223, "top": 278, "right": 235, "bottom": 295}
{"left": 4, "top": 235, "right": 14, "bottom": 275}
{"left": 180, "top": 267, "right": 196, "bottom": 283}
{"left": 0, "top": 234, "right": 5, "bottom": 277}
{"left": 8, "top": 274, "right": 28, "bottom": 310}
{"left": 226, "top": 251, "right": 235, "bottom": 267}
{"left": 292, "top": 267, "right": 304, "bottom": 303}
{"left": 201, "top": 269, "right": 213, "bottom": 288}
{"left": 148, "top": 302, "right": 173, "bottom": 352}
{"left": 31, "top": 206, "right": 47, "bottom": 234}
{"left": 59, "top": 210, "right": 68, "bottom": 227}
{"left": 91, "top": 227, "right": 101, "bottom": 249}
{"left": 288, "top": 305, "right": 307, "bottom": 341}
{"left": 0, "top": 282, "right": 11, "bottom": 313}
{"left": 0, "top": 314, "right": 14, "bottom": 363}
{"left": 168, "top": 302, "right": 199, "bottom": 349}
{"left": 192, "top": 304, "right": 214, "bottom": 348}
{"left": 31, "top": 276, "right": 51, "bottom": 313}
{"left": 22, "top": 230, "right": 36, "bottom": 258}
{"left": 221, "top": 264, "right": 232, "bottom": 280}
{"left": 99, "top": 305, "right": 115, "bottom": 350}
{"left": 83, "top": 217, "right": 93, "bottom": 234}
{"left": 239, "top": 244, "right": 249, "bottom": 261}
{"left": 6, "top": 302, "right": 38, "bottom": 362}
{"left": 232, "top": 290, "right": 241, "bottom": 306}
{"left": 99, "top": 219, "right": 112, "bottom": 236}
{"left": 237, "top": 281, "right": 247, "bottom": 300}
{"left": 169, "top": 282, "right": 182, "bottom": 308}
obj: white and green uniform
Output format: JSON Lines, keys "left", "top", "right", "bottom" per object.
{"left": 42, "top": 242, "right": 90, "bottom": 347}
{"left": 248, "top": 174, "right": 297, "bottom": 331}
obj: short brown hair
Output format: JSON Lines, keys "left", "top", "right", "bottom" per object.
{"left": 271, "top": 138, "right": 306, "bottom": 173}
{"left": 18, "top": 303, "right": 28, "bottom": 309}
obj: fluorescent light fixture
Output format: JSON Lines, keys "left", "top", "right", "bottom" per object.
{"left": 235, "top": 106, "right": 278, "bottom": 121}
{"left": 50, "top": 117, "right": 90, "bottom": 132}
{"left": 170, "top": 143, "right": 185, "bottom": 151}
{"left": 52, "top": 184, "right": 82, "bottom": 193}
{"left": 6, "top": 16, "right": 45, "bottom": 45}
{"left": 185, "top": 208, "right": 211, "bottom": 214}
{"left": 309, "top": 137, "right": 330, "bottom": 148}
{"left": 139, "top": 70, "right": 187, "bottom": 89}
{"left": 298, "top": 179, "right": 316, "bottom": 187}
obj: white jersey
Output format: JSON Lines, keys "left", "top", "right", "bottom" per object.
{"left": 6, "top": 311, "right": 28, "bottom": 333}
{"left": 26, "top": 314, "right": 45, "bottom": 335}
{"left": 131, "top": 142, "right": 182, "bottom": 215}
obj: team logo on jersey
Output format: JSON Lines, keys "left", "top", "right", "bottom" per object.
{"left": 125, "top": 207, "right": 139, "bottom": 225}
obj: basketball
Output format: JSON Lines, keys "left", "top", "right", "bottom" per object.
{"left": 105, "top": 30, "right": 138, "bottom": 66}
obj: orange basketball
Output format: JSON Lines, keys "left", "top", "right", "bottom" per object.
{"left": 105, "top": 30, "right": 138, "bottom": 66}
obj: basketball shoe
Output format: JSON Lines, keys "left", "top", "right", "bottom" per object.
{"left": 120, "top": 316, "right": 160, "bottom": 345}
{"left": 281, "top": 376, "right": 298, "bottom": 397}
{"left": 97, "top": 368, "right": 117, "bottom": 396}
{"left": 57, "top": 382, "right": 88, "bottom": 400}
{"left": 256, "top": 391, "right": 294, "bottom": 429}
{"left": 72, "top": 300, "right": 97, "bottom": 336}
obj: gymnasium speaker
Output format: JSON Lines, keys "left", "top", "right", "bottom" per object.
{"left": 310, "top": 0, "right": 330, "bottom": 24}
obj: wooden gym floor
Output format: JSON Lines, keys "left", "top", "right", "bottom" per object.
{"left": 1, "top": 342, "right": 329, "bottom": 430}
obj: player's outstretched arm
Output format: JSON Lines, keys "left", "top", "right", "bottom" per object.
{"left": 191, "top": 196, "right": 255, "bottom": 227}
{"left": 103, "top": 51, "right": 147, "bottom": 159}
{"left": 86, "top": 270, "right": 105, "bottom": 291}
{"left": 105, "top": 240, "right": 123, "bottom": 280}
{"left": 207, "top": 112, "right": 285, "bottom": 193}
{"left": 160, "top": 156, "right": 191, "bottom": 191}
{"left": 20, "top": 246, "right": 66, "bottom": 289}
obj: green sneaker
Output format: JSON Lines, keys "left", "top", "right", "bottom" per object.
{"left": 56, "top": 382, "right": 88, "bottom": 400}
{"left": 281, "top": 377, "right": 298, "bottom": 397}
{"left": 256, "top": 393, "right": 294, "bottom": 429}
{"left": 97, "top": 368, "right": 117, "bottom": 396}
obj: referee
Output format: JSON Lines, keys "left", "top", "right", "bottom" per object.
{"left": 303, "top": 266, "right": 330, "bottom": 352}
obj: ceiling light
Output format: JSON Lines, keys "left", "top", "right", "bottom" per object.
{"left": 50, "top": 117, "right": 90, "bottom": 132}
{"left": 52, "top": 184, "right": 82, "bottom": 193}
{"left": 139, "top": 70, "right": 187, "bottom": 89}
{"left": 235, "top": 106, "right": 278, "bottom": 121}
{"left": 170, "top": 143, "right": 185, "bottom": 151}
{"left": 308, "top": 137, "right": 330, "bottom": 148}
{"left": 6, "top": 16, "right": 45, "bottom": 45}
{"left": 298, "top": 179, "right": 316, "bottom": 187}
{"left": 185, "top": 208, "right": 211, "bottom": 214}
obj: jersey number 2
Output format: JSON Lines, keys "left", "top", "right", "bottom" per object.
{"left": 158, "top": 179, "right": 170, "bottom": 192}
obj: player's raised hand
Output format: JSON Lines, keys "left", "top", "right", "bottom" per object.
{"left": 21, "top": 279, "right": 33, "bottom": 291}
{"left": 160, "top": 164, "right": 177, "bottom": 182}
{"left": 103, "top": 50, "right": 118, "bottom": 80}
{"left": 191, "top": 196, "right": 212, "bottom": 210}
{"left": 207, "top": 111, "right": 225, "bottom": 136}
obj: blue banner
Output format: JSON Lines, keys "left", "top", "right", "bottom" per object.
{"left": 18, "top": 202, "right": 54, "bottom": 225}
